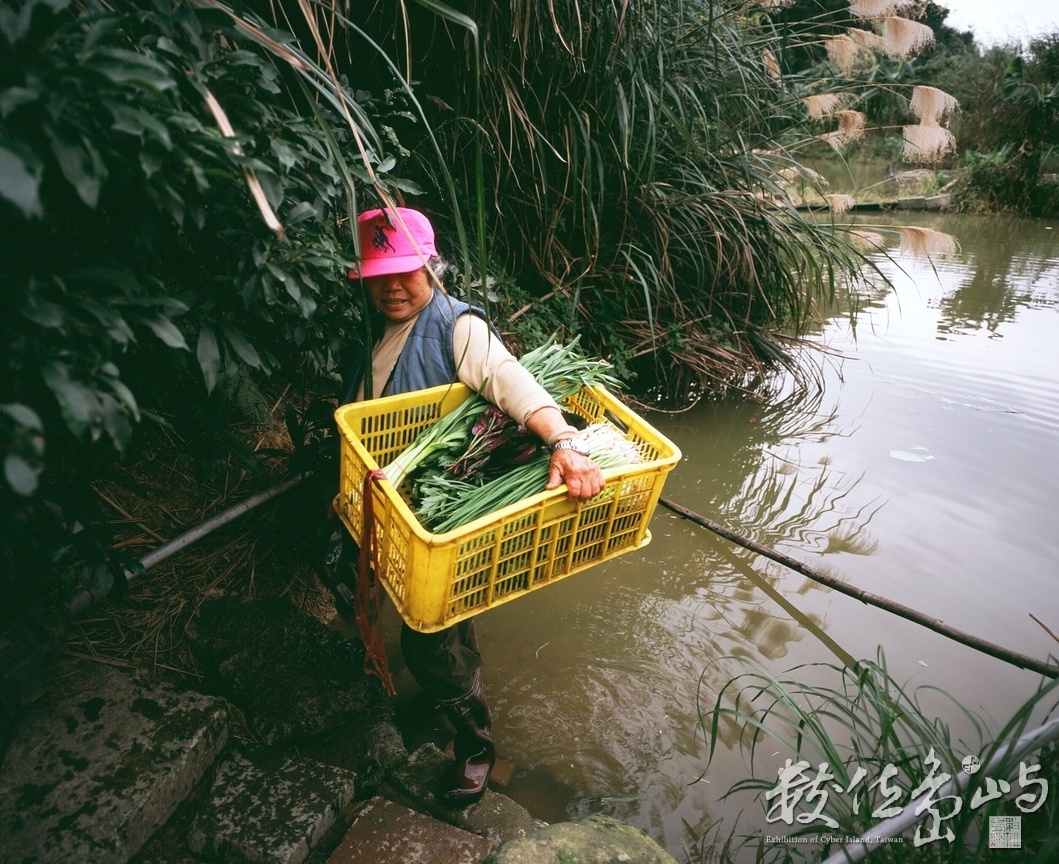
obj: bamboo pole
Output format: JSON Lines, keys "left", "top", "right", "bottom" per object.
{"left": 66, "top": 474, "right": 307, "bottom": 618}
{"left": 658, "top": 496, "right": 1059, "bottom": 680}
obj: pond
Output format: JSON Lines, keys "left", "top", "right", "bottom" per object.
{"left": 392, "top": 211, "right": 1059, "bottom": 859}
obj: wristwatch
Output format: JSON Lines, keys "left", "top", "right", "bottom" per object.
{"left": 552, "top": 436, "right": 590, "bottom": 457}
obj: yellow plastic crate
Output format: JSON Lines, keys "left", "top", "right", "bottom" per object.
{"left": 333, "top": 383, "right": 681, "bottom": 632}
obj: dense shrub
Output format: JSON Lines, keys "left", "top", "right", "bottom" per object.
{"left": 0, "top": 0, "right": 417, "bottom": 608}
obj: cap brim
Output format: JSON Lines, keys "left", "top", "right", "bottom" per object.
{"left": 348, "top": 254, "right": 429, "bottom": 280}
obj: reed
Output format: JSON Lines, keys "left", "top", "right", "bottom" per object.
{"left": 691, "top": 650, "right": 1059, "bottom": 862}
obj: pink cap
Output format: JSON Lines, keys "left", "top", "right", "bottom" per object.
{"left": 348, "top": 207, "right": 437, "bottom": 279}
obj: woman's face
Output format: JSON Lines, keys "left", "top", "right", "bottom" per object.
{"left": 363, "top": 267, "right": 433, "bottom": 323}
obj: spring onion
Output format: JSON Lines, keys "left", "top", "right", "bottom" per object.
{"left": 381, "top": 337, "right": 620, "bottom": 489}
{"left": 416, "top": 422, "right": 645, "bottom": 533}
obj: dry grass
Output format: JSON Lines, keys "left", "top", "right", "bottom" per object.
{"left": 845, "top": 27, "right": 886, "bottom": 51}
{"left": 68, "top": 390, "right": 337, "bottom": 684}
{"left": 820, "top": 110, "right": 867, "bottom": 152}
{"left": 898, "top": 224, "right": 960, "bottom": 259}
{"left": 848, "top": 0, "right": 920, "bottom": 18}
{"left": 824, "top": 193, "right": 857, "bottom": 214}
{"left": 909, "top": 85, "right": 959, "bottom": 125}
{"left": 879, "top": 16, "right": 935, "bottom": 57}
{"left": 902, "top": 120, "right": 957, "bottom": 163}
{"left": 825, "top": 34, "right": 876, "bottom": 76}
{"left": 803, "top": 92, "right": 849, "bottom": 120}
{"left": 762, "top": 48, "right": 780, "bottom": 79}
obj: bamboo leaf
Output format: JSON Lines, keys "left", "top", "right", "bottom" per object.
{"left": 197, "top": 325, "right": 221, "bottom": 393}
{"left": 0, "top": 144, "right": 42, "bottom": 217}
{"left": 4, "top": 455, "right": 38, "bottom": 496}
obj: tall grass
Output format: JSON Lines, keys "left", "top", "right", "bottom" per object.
{"left": 193, "top": 0, "right": 961, "bottom": 404}
{"left": 379, "top": 0, "right": 902, "bottom": 402}
{"left": 690, "top": 650, "right": 1059, "bottom": 862}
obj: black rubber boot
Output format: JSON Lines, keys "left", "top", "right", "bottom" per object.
{"left": 438, "top": 671, "right": 495, "bottom": 804}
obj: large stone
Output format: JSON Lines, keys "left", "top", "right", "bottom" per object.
{"left": 481, "top": 814, "right": 679, "bottom": 864}
{"left": 187, "top": 744, "right": 357, "bottom": 864}
{"left": 326, "top": 796, "right": 495, "bottom": 864}
{"left": 186, "top": 595, "right": 392, "bottom": 745}
{"left": 0, "top": 657, "right": 229, "bottom": 864}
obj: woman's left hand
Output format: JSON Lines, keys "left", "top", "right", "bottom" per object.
{"left": 546, "top": 450, "right": 605, "bottom": 501}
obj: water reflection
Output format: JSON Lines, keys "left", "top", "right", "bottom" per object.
{"left": 934, "top": 217, "right": 1059, "bottom": 335}
{"left": 668, "top": 373, "right": 885, "bottom": 565}
{"left": 470, "top": 211, "right": 1059, "bottom": 858}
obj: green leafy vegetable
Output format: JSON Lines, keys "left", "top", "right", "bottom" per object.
{"left": 381, "top": 336, "right": 621, "bottom": 490}
{"left": 416, "top": 422, "right": 645, "bottom": 533}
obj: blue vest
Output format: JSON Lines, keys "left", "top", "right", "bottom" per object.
{"left": 342, "top": 290, "right": 492, "bottom": 403}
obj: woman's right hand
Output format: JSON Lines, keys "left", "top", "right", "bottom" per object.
{"left": 546, "top": 449, "right": 604, "bottom": 501}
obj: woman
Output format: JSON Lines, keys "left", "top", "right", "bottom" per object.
{"left": 344, "top": 205, "right": 603, "bottom": 804}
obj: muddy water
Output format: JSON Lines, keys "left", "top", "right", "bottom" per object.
{"left": 392, "top": 212, "right": 1059, "bottom": 857}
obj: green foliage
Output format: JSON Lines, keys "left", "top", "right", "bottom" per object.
{"left": 922, "top": 23, "right": 1059, "bottom": 215}
{"left": 0, "top": 0, "right": 423, "bottom": 607}
{"left": 1, "top": 0, "right": 975, "bottom": 617}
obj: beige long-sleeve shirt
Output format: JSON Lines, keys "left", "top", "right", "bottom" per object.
{"left": 358, "top": 306, "right": 601, "bottom": 499}
{"left": 360, "top": 312, "right": 561, "bottom": 428}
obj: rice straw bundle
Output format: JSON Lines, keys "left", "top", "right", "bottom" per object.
{"left": 825, "top": 194, "right": 857, "bottom": 214}
{"left": 880, "top": 16, "right": 935, "bottom": 57}
{"left": 898, "top": 225, "right": 959, "bottom": 259}
{"left": 902, "top": 121, "right": 956, "bottom": 162}
{"left": 909, "top": 85, "right": 959, "bottom": 125}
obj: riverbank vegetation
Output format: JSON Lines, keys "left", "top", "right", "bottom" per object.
{"left": 785, "top": 2, "right": 1059, "bottom": 216}
{"left": 1, "top": 0, "right": 1056, "bottom": 825}
{"left": 2, "top": 0, "right": 956, "bottom": 641}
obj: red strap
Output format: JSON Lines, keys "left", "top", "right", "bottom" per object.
{"left": 356, "top": 468, "right": 396, "bottom": 696}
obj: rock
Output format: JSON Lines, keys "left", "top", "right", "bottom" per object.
{"left": 186, "top": 595, "right": 391, "bottom": 745}
{"left": 187, "top": 744, "right": 357, "bottom": 864}
{"left": 325, "top": 796, "right": 495, "bottom": 863}
{"left": 277, "top": 712, "right": 406, "bottom": 794}
{"left": 481, "top": 814, "right": 679, "bottom": 864}
{"left": 383, "top": 744, "right": 545, "bottom": 847}
{"left": 0, "top": 657, "right": 229, "bottom": 864}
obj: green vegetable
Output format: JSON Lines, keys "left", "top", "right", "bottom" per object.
{"left": 416, "top": 422, "right": 645, "bottom": 533}
{"left": 382, "top": 391, "right": 485, "bottom": 488}
{"left": 381, "top": 336, "right": 621, "bottom": 489}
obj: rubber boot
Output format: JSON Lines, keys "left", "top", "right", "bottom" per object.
{"left": 437, "top": 671, "right": 495, "bottom": 804}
